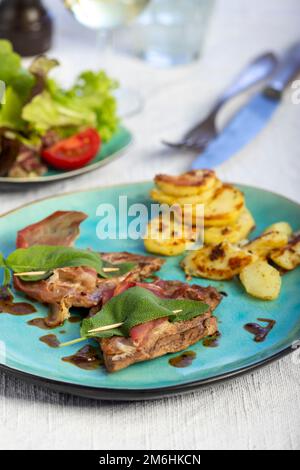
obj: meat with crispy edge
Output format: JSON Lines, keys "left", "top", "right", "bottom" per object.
{"left": 14, "top": 211, "right": 165, "bottom": 326}
{"left": 16, "top": 211, "right": 88, "bottom": 248}
{"left": 13, "top": 252, "right": 165, "bottom": 327}
{"left": 100, "top": 280, "right": 221, "bottom": 372}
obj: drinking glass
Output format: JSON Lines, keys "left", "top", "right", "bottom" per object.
{"left": 114, "top": 0, "right": 216, "bottom": 67}
{"left": 64, "top": 0, "right": 151, "bottom": 116}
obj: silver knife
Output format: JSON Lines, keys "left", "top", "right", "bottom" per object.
{"left": 191, "top": 42, "right": 300, "bottom": 170}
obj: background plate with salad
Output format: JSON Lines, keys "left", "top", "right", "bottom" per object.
{"left": 0, "top": 40, "right": 132, "bottom": 184}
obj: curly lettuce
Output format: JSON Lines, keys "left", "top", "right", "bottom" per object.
{"left": 0, "top": 40, "right": 119, "bottom": 143}
{"left": 23, "top": 70, "right": 119, "bottom": 142}
{"left": 0, "top": 40, "right": 35, "bottom": 130}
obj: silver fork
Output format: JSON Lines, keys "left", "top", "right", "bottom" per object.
{"left": 162, "top": 52, "right": 278, "bottom": 152}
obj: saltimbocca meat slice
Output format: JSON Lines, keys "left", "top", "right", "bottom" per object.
{"left": 13, "top": 211, "right": 164, "bottom": 327}
{"left": 16, "top": 210, "right": 88, "bottom": 248}
{"left": 14, "top": 253, "right": 165, "bottom": 327}
{"left": 100, "top": 279, "right": 222, "bottom": 372}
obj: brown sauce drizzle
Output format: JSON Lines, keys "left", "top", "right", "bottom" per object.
{"left": 0, "top": 287, "right": 36, "bottom": 315}
{"left": 169, "top": 351, "right": 196, "bottom": 368}
{"left": 219, "top": 291, "right": 228, "bottom": 297}
{"left": 27, "top": 317, "right": 55, "bottom": 330}
{"left": 40, "top": 334, "right": 60, "bottom": 348}
{"left": 244, "top": 318, "right": 276, "bottom": 342}
{"left": 62, "top": 345, "right": 102, "bottom": 370}
{"left": 203, "top": 331, "right": 221, "bottom": 348}
{"left": 68, "top": 316, "right": 81, "bottom": 323}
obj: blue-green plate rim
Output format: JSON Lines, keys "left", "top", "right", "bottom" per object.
{"left": 0, "top": 125, "right": 133, "bottom": 185}
{"left": 0, "top": 181, "right": 299, "bottom": 401}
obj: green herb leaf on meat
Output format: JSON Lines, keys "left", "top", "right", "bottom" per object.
{"left": 101, "top": 261, "right": 137, "bottom": 279}
{"left": 6, "top": 246, "right": 105, "bottom": 281}
{"left": 81, "top": 286, "right": 210, "bottom": 339}
{"left": 0, "top": 252, "right": 11, "bottom": 285}
{"left": 2, "top": 245, "right": 136, "bottom": 282}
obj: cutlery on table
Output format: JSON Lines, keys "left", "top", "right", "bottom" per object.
{"left": 191, "top": 42, "right": 300, "bottom": 170}
{"left": 162, "top": 52, "right": 278, "bottom": 152}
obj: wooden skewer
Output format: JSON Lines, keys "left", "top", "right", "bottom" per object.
{"left": 88, "top": 322, "right": 124, "bottom": 333}
{"left": 87, "top": 310, "right": 183, "bottom": 334}
{"left": 14, "top": 271, "right": 48, "bottom": 277}
{"left": 60, "top": 309, "right": 185, "bottom": 347}
{"left": 13, "top": 266, "right": 120, "bottom": 277}
{"left": 102, "top": 267, "right": 120, "bottom": 273}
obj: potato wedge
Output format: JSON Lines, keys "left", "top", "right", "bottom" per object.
{"left": 270, "top": 234, "right": 300, "bottom": 270}
{"left": 182, "top": 242, "right": 254, "bottom": 280}
{"left": 144, "top": 215, "right": 197, "bottom": 257}
{"left": 204, "top": 207, "right": 255, "bottom": 244}
{"left": 240, "top": 260, "right": 281, "bottom": 300}
{"left": 154, "top": 170, "right": 219, "bottom": 197}
{"left": 264, "top": 222, "right": 293, "bottom": 237}
{"left": 245, "top": 230, "right": 288, "bottom": 258}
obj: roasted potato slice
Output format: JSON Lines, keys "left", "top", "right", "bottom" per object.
{"left": 181, "top": 184, "right": 245, "bottom": 227}
{"left": 204, "top": 207, "right": 255, "bottom": 244}
{"left": 154, "top": 170, "right": 220, "bottom": 197}
{"left": 270, "top": 234, "right": 300, "bottom": 270}
{"left": 263, "top": 222, "right": 293, "bottom": 237}
{"left": 204, "top": 185, "right": 245, "bottom": 226}
{"left": 150, "top": 185, "right": 217, "bottom": 206}
{"left": 245, "top": 230, "right": 288, "bottom": 258}
{"left": 144, "top": 215, "right": 197, "bottom": 257}
{"left": 240, "top": 260, "right": 281, "bottom": 300}
{"left": 182, "top": 242, "right": 254, "bottom": 280}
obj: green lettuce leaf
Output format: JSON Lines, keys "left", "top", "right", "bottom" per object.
{"left": 23, "top": 70, "right": 118, "bottom": 141}
{"left": 69, "top": 70, "right": 119, "bottom": 141}
{"left": 81, "top": 286, "right": 210, "bottom": 339}
{"left": 0, "top": 87, "right": 24, "bottom": 129}
{"left": 0, "top": 40, "right": 35, "bottom": 130}
{"left": 0, "top": 40, "right": 35, "bottom": 101}
{"left": 22, "top": 91, "right": 97, "bottom": 134}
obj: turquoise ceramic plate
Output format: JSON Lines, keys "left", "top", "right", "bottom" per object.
{"left": 0, "top": 126, "right": 132, "bottom": 186}
{"left": 0, "top": 182, "right": 300, "bottom": 400}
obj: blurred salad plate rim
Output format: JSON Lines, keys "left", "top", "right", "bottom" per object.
{"left": 0, "top": 126, "right": 133, "bottom": 185}
{"left": 0, "top": 40, "right": 132, "bottom": 186}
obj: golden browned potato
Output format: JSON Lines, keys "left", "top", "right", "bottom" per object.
{"left": 144, "top": 215, "right": 197, "bottom": 256}
{"left": 245, "top": 230, "right": 288, "bottom": 259}
{"left": 240, "top": 260, "right": 281, "bottom": 300}
{"left": 150, "top": 186, "right": 216, "bottom": 206}
{"left": 182, "top": 184, "right": 245, "bottom": 227}
{"left": 270, "top": 234, "right": 300, "bottom": 270}
{"left": 181, "top": 242, "right": 254, "bottom": 280}
{"left": 154, "top": 170, "right": 220, "bottom": 197}
{"left": 204, "top": 207, "right": 255, "bottom": 245}
{"left": 263, "top": 222, "right": 293, "bottom": 237}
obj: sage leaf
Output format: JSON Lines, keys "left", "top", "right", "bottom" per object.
{"left": 81, "top": 286, "right": 209, "bottom": 339}
{"left": 0, "top": 252, "right": 11, "bottom": 286}
{"left": 3, "top": 246, "right": 136, "bottom": 282}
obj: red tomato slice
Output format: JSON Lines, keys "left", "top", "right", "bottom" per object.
{"left": 42, "top": 128, "right": 101, "bottom": 171}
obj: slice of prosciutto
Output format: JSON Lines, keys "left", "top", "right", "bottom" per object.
{"left": 100, "top": 279, "right": 222, "bottom": 372}
{"left": 102, "top": 278, "right": 221, "bottom": 347}
{"left": 13, "top": 211, "right": 164, "bottom": 327}
{"left": 16, "top": 210, "right": 87, "bottom": 248}
{"left": 14, "top": 253, "right": 164, "bottom": 327}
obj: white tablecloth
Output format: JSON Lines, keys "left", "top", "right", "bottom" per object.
{"left": 0, "top": 0, "right": 299, "bottom": 450}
